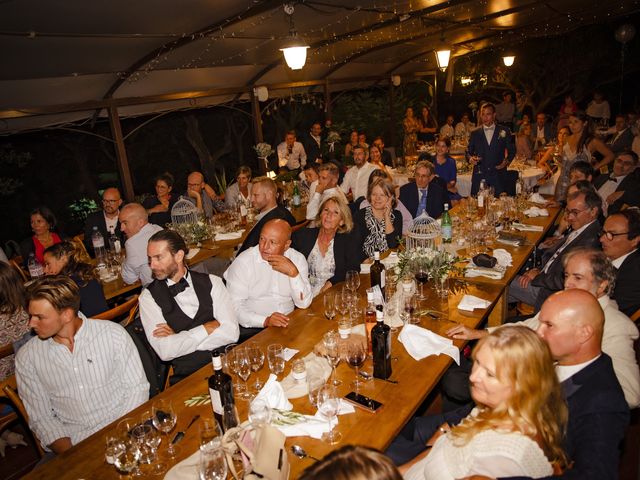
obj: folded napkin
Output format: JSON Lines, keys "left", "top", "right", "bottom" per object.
{"left": 492, "top": 249, "right": 513, "bottom": 267}
{"left": 398, "top": 324, "right": 460, "bottom": 365}
{"left": 360, "top": 252, "right": 399, "bottom": 274}
{"left": 513, "top": 222, "right": 545, "bottom": 231}
{"left": 215, "top": 230, "right": 244, "bottom": 241}
{"left": 271, "top": 410, "right": 331, "bottom": 439}
{"left": 529, "top": 192, "right": 547, "bottom": 204}
{"left": 164, "top": 449, "right": 200, "bottom": 480}
{"left": 283, "top": 348, "right": 298, "bottom": 362}
{"left": 253, "top": 374, "right": 293, "bottom": 411}
{"left": 280, "top": 353, "right": 332, "bottom": 399}
{"left": 465, "top": 266, "right": 504, "bottom": 280}
{"left": 523, "top": 206, "right": 549, "bottom": 217}
{"left": 458, "top": 294, "right": 492, "bottom": 311}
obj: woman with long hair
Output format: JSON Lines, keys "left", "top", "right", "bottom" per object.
{"left": 403, "top": 107, "right": 420, "bottom": 157}
{"left": 20, "top": 206, "right": 64, "bottom": 266}
{"left": 402, "top": 326, "right": 567, "bottom": 480}
{"left": 300, "top": 445, "right": 402, "bottom": 480}
{"left": 344, "top": 130, "right": 360, "bottom": 159}
{"left": 0, "top": 263, "right": 29, "bottom": 381}
{"left": 417, "top": 105, "right": 438, "bottom": 143}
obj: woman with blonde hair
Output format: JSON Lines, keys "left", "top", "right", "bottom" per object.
{"left": 224, "top": 165, "right": 253, "bottom": 209}
{"left": 402, "top": 326, "right": 567, "bottom": 480}
{"left": 292, "top": 195, "right": 359, "bottom": 296}
{"left": 300, "top": 445, "right": 402, "bottom": 480}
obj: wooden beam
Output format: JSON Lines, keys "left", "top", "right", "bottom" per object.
{"left": 388, "top": 81, "right": 396, "bottom": 148}
{"left": 323, "top": 79, "right": 332, "bottom": 123}
{"left": 250, "top": 89, "right": 265, "bottom": 175}
{"left": 108, "top": 106, "right": 135, "bottom": 202}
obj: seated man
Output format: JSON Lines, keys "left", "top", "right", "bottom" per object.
{"left": 277, "top": 130, "right": 307, "bottom": 171}
{"left": 372, "top": 136, "right": 394, "bottom": 167}
{"left": 224, "top": 219, "right": 312, "bottom": 334}
{"left": 388, "top": 290, "right": 629, "bottom": 480}
{"left": 509, "top": 190, "right": 602, "bottom": 310}
{"left": 83, "top": 187, "right": 125, "bottom": 257}
{"left": 399, "top": 160, "right": 449, "bottom": 219}
{"left": 439, "top": 114, "right": 455, "bottom": 138}
{"left": 139, "top": 230, "right": 239, "bottom": 384}
{"left": 305, "top": 163, "right": 348, "bottom": 220}
{"left": 237, "top": 177, "right": 296, "bottom": 255}
{"left": 340, "top": 145, "right": 379, "bottom": 202}
{"left": 185, "top": 171, "right": 222, "bottom": 219}
{"left": 15, "top": 276, "right": 148, "bottom": 454}
{"left": 594, "top": 151, "right": 640, "bottom": 215}
{"left": 119, "top": 203, "right": 163, "bottom": 286}
{"left": 568, "top": 160, "right": 595, "bottom": 184}
{"left": 600, "top": 209, "right": 640, "bottom": 317}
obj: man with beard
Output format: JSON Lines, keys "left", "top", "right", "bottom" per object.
{"left": 138, "top": 230, "right": 239, "bottom": 384}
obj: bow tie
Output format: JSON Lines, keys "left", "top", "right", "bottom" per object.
{"left": 609, "top": 176, "right": 618, "bottom": 183}
{"left": 168, "top": 277, "right": 189, "bottom": 296}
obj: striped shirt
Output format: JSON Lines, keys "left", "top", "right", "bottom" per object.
{"left": 15, "top": 314, "right": 149, "bottom": 449}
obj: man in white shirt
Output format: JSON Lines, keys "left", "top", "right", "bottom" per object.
{"left": 83, "top": 187, "right": 125, "bottom": 257}
{"left": 439, "top": 115, "right": 455, "bottom": 138}
{"left": 139, "top": 230, "right": 239, "bottom": 384}
{"left": 224, "top": 219, "right": 312, "bottom": 330}
{"left": 340, "top": 144, "right": 379, "bottom": 202}
{"left": 119, "top": 203, "right": 163, "bottom": 286}
{"left": 306, "top": 163, "right": 348, "bottom": 220}
{"left": 606, "top": 115, "right": 634, "bottom": 155}
{"left": 454, "top": 113, "right": 474, "bottom": 140}
{"left": 15, "top": 276, "right": 148, "bottom": 454}
{"left": 594, "top": 151, "right": 640, "bottom": 215}
{"left": 586, "top": 91, "right": 611, "bottom": 124}
{"left": 277, "top": 130, "right": 307, "bottom": 170}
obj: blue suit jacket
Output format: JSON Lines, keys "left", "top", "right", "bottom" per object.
{"left": 467, "top": 125, "right": 515, "bottom": 195}
{"left": 398, "top": 180, "right": 449, "bottom": 219}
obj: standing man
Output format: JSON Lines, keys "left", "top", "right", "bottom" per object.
{"left": 139, "top": 230, "right": 239, "bottom": 384}
{"left": 185, "top": 171, "right": 221, "bottom": 220}
{"left": 83, "top": 187, "right": 125, "bottom": 257}
{"left": 302, "top": 122, "right": 324, "bottom": 165}
{"left": 119, "top": 203, "right": 163, "bottom": 286}
{"left": 16, "top": 276, "right": 148, "bottom": 454}
{"left": 277, "top": 130, "right": 307, "bottom": 171}
{"left": 594, "top": 151, "right": 640, "bottom": 215}
{"left": 467, "top": 102, "right": 515, "bottom": 195}
{"left": 399, "top": 160, "right": 449, "bottom": 219}
{"left": 340, "top": 145, "right": 379, "bottom": 202}
{"left": 495, "top": 91, "right": 515, "bottom": 127}
{"left": 305, "top": 163, "right": 348, "bottom": 220}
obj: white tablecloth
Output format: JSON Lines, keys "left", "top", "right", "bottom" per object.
{"left": 456, "top": 167, "right": 555, "bottom": 198}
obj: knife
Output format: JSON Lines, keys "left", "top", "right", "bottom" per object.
{"left": 172, "top": 414, "right": 200, "bottom": 444}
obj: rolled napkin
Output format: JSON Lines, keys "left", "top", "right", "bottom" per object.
{"left": 513, "top": 222, "right": 545, "bottom": 231}
{"left": 280, "top": 353, "right": 332, "bottom": 399}
{"left": 529, "top": 192, "right": 547, "bottom": 204}
{"left": 458, "top": 294, "right": 492, "bottom": 311}
{"left": 492, "top": 249, "right": 513, "bottom": 267}
{"left": 523, "top": 206, "right": 549, "bottom": 217}
{"left": 184, "top": 247, "right": 200, "bottom": 260}
{"left": 398, "top": 324, "right": 460, "bottom": 365}
{"left": 215, "top": 230, "right": 244, "bottom": 241}
{"left": 253, "top": 374, "right": 293, "bottom": 411}
{"left": 465, "top": 266, "right": 504, "bottom": 280}
{"left": 271, "top": 410, "right": 331, "bottom": 439}
{"left": 164, "top": 449, "right": 200, "bottom": 480}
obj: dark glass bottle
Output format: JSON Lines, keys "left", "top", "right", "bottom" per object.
{"left": 370, "top": 251, "right": 386, "bottom": 299}
{"left": 372, "top": 310, "right": 392, "bottom": 380}
{"left": 208, "top": 352, "right": 234, "bottom": 426}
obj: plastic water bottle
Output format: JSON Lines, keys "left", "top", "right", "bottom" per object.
{"left": 27, "top": 253, "right": 44, "bottom": 278}
{"left": 92, "top": 226, "right": 107, "bottom": 262}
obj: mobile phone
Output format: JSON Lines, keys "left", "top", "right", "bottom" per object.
{"left": 344, "top": 391, "right": 383, "bottom": 413}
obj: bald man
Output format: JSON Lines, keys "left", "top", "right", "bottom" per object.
{"left": 119, "top": 203, "right": 163, "bottom": 286}
{"left": 83, "top": 187, "right": 125, "bottom": 257}
{"left": 224, "top": 219, "right": 312, "bottom": 334}
{"left": 185, "top": 171, "right": 220, "bottom": 219}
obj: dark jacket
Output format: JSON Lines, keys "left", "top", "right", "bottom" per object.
{"left": 142, "top": 195, "right": 179, "bottom": 227}
{"left": 291, "top": 227, "right": 360, "bottom": 286}
{"left": 399, "top": 180, "right": 449, "bottom": 219}
{"left": 593, "top": 174, "right": 640, "bottom": 214}
{"left": 73, "top": 274, "right": 109, "bottom": 317}
{"left": 353, "top": 207, "right": 403, "bottom": 262}
{"left": 468, "top": 125, "right": 515, "bottom": 195}
{"left": 607, "top": 127, "right": 635, "bottom": 155}
{"left": 83, "top": 210, "right": 124, "bottom": 257}
{"left": 613, "top": 249, "right": 640, "bottom": 317}
{"left": 237, "top": 206, "right": 296, "bottom": 255}
{"left": 302, "top": 133, "right": 324, "bottom": 164}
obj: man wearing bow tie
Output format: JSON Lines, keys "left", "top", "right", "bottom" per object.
{"left": 594, "top": 151, "right": 640, "bottom": 215}
{"left": 467, "top": 103, "right": 515, "bottom": 195}
{"left": 139, "top": 230, "right": 239, "bottom": 384}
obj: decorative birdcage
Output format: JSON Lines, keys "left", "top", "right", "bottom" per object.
{"left": 406, "top": 212, "right": 442, "bottom": 251}
{"left": 171, "top": 198, "right": 199, "bottom": 225}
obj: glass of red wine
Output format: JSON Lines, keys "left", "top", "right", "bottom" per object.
{"left": 347, "top": 342, "right": 367, "bottom": 394}
{"left": 413, "top": 259, "right": 429, "bottom": 300}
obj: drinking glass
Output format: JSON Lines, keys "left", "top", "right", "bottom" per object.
{"left": 413, "top": 259, "right": 429, "bottom": 300}
{"left": 113, "top": 438, "right": 141, "bottom": 477}
{"left": 132, "top": 424, "right": 155, "bottom": 466}
{"left": 317, "top": 384, "right": 342, "bottom": 445}
{"left": 267, "top": 344, "right": 285, "bottom": 379}
{"left": 222, "top": 404, "right": 240, "bottom": 432}
{"left": 199, "top": 419, "right": 222, "bottom": 452}
{"left": 152, "top": 399, "right": 179, "bottom": 458}
{"left": 248, "top": 399, "right": 272, "bottom": 425}
{"left": 105, "top": 434, "right": 124, "bottom": 466}
{"left": 225, "top": 344, "right": 246, "bottom": 397}
{"left": 323, "top": 331, "right": 341, "bottom": 386}
{"left": 140, "top": 410, "right": 165, "bottom": 474}
{"left": 247, "top": 342, "right": 265, "bottom": 391}
{"left": 435, "top": 275, "right": 450, "bottom": 299}
{"left": 235, "top": 347, "right": 253, "bottom": 401}
{"left": 337, "top": 287, "right": 351, "bottom": 319}
{"left": 345, "top": 270, "right": 360, "bottom": 293}
{"left": 307, "top": 374, "right": 325, "bottom": 407}
{"left": 347, "top": 342, "right": 367, "bottom": 393}
{"left": 384, "top": 296, "right": 399, "bottom": 332}
{"left": 323, "top": 292, "right": 337, "bottom": 320}
{"left": 198, "top": 446, "right": 228, "bottom": 480}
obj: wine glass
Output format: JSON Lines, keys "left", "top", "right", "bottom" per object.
{"left": 113, "top": 438, "right": 141, "bottom": 477}
{"left": 267, "top": 344, "right": 285, "bottom": 379}
{"left": 199, "top": 446, "right": 228, "bottom": 480}
{"left": 247, "top": 342, "right": 265, "bottom": 391}
{"left": 225, "top": 344, "right": 246, "bottom": 397}
{"left": 347, "top": 342, "right": 367, "bottom": 393}
{"left": 105, "top": 434, "right": 125, "bottom": 466}
{"left": 413, "top": 259, "right": 429, "bottom": 300}
{"left": 152, "top": 399, "right": 179, "bottom": 458}
{"left": 132, "top": 424, "right": 155, "bottom": 467}
{"left": 235, "top": 347, "right": 252, "bottom": 401}
{"left": 248, "top": 398, "right": 272, "bottom": 425}
{"left": 199, "top": 418, "right": 222, "bottom": 452}
{"left": 323, "top": 293, "right": 337, "bottom": 321}
{"left": 317, "top": 384, "right": 342, "bottom": 445}
{"left": 323, "top": 331, "right": 341, "bottom": 386}
{"left": 337, "top": 287, "right": 351, "bottom": 319}
{"left": 140, "top": 410, "right": 165, "bottom": 474}
{"left": 345, "top": 270, "right": 360, "bottom": 293}
{"left": 384, "top": 296, "right": 399, "bottom": 332}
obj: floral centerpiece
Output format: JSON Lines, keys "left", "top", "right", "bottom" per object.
{"left": 326, "top": 131, "right": 341, "bottom": 153}
{"left": 168, "top": 220, "right": 210, "bottom": 246}
{"left": 253, "top": 142, "right": 275, "bottom": 172}
{"left": 395, "top": 246, "right": 465, "bottom": 282}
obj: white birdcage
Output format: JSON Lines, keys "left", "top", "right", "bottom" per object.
{"left": 406, "top": 212, "right": 442, "bottom": 251}
{"left": 171, "top": 198, "right": 199, "bottom": 224}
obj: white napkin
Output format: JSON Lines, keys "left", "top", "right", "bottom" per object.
{"left": 215, "top": 230, "right": 244, "bottom": 241}
{"left": 253, "top": 374, "right": 293, "bottom": 411}
{"left": 492, "top": 249, "right": 513, "bottom": 267}
{"left": 529, "top": 192, "right": 547, "bottom": 204}
{"left": 283, "top": 348, "right": 298, "bottom": 361}
{"left": 513, "top": 222, "right": 545, "bottom": 231}
{"left": 360, "top": 252, "right": 399, "bottom": 274}
{"left": 185, "top": 247, "right": 200, "bottom": 260}
{"left": 465, "top": 266, "right": 504, "bottom": 280}
{"left": 273, "top": 413, "right": 331, "bottom": 439}
{"left": 280, "top": 353, "right": 332, "bottom": 399}
{"left": 398, "top": 324, "right": 460, "bottom": 365}
{"left": 523, "top": 206, "right": 549, "bottom": 217}
{"left": 164, "top": 449, "right": 200, "bottom": 480}
{"left": 458, "top": 294, "right": 492, "bottom": 311}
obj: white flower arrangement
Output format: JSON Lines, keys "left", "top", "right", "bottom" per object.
{"left": 395, "top": 246, "right": 464, "bottom": 281}
{"left": 499, "top": 130, "right": 506, "bottom": 138}
{"left": 326, "top": 131, "right": 341, "bottom": 143}
{"left": 253, "top": 142, "right": 274, "bottom": 158}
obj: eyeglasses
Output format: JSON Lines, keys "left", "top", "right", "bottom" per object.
{"left": 564, "top": 208, "right": 588, "bottom": 217}
{"left": 599, "top": 230, "right": 629, "bottom": 241}
{"left": 102, "top": 199, "right": 120, "bottom": 204}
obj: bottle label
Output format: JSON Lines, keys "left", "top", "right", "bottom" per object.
{"left": 478, "top": 195, "right": 484, "bottom": 208}
{"left": 209, "top": 387, "right": 223, "bottom": 415}
{"left": 380, "top": 270, "right": 385, "bottom": 288}
{"left": 240, "top": 205, "right": 248, "bottom": 216}
{"left": 442, "top": 225, "right": 452, "bottom": 240}
{"left": 93, "top": 237, "right": 105, "bottom": 248}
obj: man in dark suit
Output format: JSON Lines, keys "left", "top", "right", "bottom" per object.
{"left": 237, "top": 177, "right": 295, "bottom": 255}
{"left": 373, "top": 136, "right": 394, "bottom": 167}
{"left": 388, "top": 290, "right": 629, "bottom": 480}
{"left": 533, "top": 112, "right": 553, "bottom": 149}
{"left": 607, "top": 115, "right": 635, "bottom": 155}
{"left": 83, "top": 187, "right": 125, "bottom": 257}
{"left": 302, "top": 122, "right": 324, "bottom": 165}
{"left": 399, "top": 160, "right": 449, "bottom": 219}
{"left": 508, "top": 190, "right": 602, "bottom": 309}
{"left": 594, "top": 151, "right": 640, "bottom": 215}
{"left": 467, "top": 102, "right": 515, "bottom": 195}
{"left": 600, "top": 209, "right": 640, "bottom": 317}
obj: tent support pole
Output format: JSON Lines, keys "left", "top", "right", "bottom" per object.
{"left": 324, "top": 79, "right": 332, "bottom": 123}
{"left": 250, "top": 89, "right": 265, "bottom": 174}
{"left": 108, "top": 106, "right": 135, "bottom": 202}
{"left": 389, "top": 81, "right": 396, "bottom": 149}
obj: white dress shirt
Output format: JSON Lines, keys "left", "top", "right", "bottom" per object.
{"left": 138, "top": 273, "right": 239, "bottom": 362}
{"left": 541, "top": 220, "right": 594, "bottom": 274}
{"left": 121, "top": 223, "right": 163, "bottom": 286}
{"left": 277, "top": 141, "right": 307, "bottom": 169}
{"left": 104, "top": 213, "right": 118, "bottom": 235}
{"left": 340, "top": 162, "right": 379, "bottom": 200}
{"left": 612, "top": 249, "right": 637, "bottom": 269}
{"left": 15, "top": 314, "right": 149, "bottom": 449}
{"left": 483, "top": 124, "right": 496, "bottom": 144}
{"left": 597, "top": 174, "right": 626, "bottom": 215}
{"left": 224, "top": 245, "right": 312, "bottom": 328}
{"left": 305, "top": 182, "right": 348, "bottom": 220}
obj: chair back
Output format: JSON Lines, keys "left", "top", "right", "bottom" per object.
{"left": 9, "top": 259, "right": 29, "bottom": 283}
{"left": 94, "top": 295, "right": 139, "bottom": 322}
{"left": 0, "top": 374, "right": 44, "bottom": 457}
{"left": 291, "top": 220, "right": 310, "bottom": 232}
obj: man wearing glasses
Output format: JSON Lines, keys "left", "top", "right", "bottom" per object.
{"left": 594, "top": 151, "right": 640, "bottom": 215}
{"left": 83, "top": 187, "right": 125, "bottom": 257}
{"left": 507, "top": 190, "right": 602, "bottom": 310}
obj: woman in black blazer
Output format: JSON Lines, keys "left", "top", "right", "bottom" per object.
{"left": 292, "top": 195, "right": 359, "bottom": 297}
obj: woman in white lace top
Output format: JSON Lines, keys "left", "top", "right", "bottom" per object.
{"left": 402, "top": 326, "right": 567, "bottom": 480}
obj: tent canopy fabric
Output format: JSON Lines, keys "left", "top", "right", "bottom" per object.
{"left": 1, "top": 0, "right": 637, "bottom": 132}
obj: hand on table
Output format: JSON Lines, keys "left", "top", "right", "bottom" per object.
{"left": 446, "top": 325, "right": 488, "bottom": 341}
{"left": 264, "top": 312, "right": 289, "bottom": 328}
{"left": 265, "top": 254, "right": 299, "bottom": 277}
{"left": 518, "top": 268, "right": 540, "bottom": 288}
{"left": 153, "top": 323, "right": 175, "bottom": 337}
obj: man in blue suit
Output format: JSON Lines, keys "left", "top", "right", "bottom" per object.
{"left": 467, "top": 102, "right": 515, "bottom": 195}
{"left": 398, "top": 160, "right": 449, "bottom": 219}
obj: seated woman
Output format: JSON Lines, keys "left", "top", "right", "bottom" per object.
{"left": 224, "top": 166, "right": 252, "bottom": 210}
{"left": 401, "top": 326, "right": 567, "bottom": 480}
{"left": 344, "top": 130, "right": 360, "bottom": 160}
{"left": 0, "top": 262, "right": 30, "bottom": 381}
{"left": 354, "top": 177, "right": 403, "bottom": 261}
{"left": 360, "top": 169, "right": 413, "bottom": 235}
{"left": 292, "top": 196, "right": 359, "bottom": 297}
{"left": 433, "top": 137, "right": 461, "bottom": 202}
{"left": 43, "top": 242, "right": 109, "bottom": 317}
{"left": 142, "top": 172, "right": 178, "bottom": 227}
{"left": 300, "top": 445, "right": 402, "bottom": 480}
{"left": 369, "top": 144, "right": 390, "bottom": 175}
{"left": 515, "top": 123, "right": 533, "bottom": 159}
{"left": 20, "top": 206, "right": 64, "bottom": 267}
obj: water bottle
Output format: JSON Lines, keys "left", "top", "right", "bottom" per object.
{"left": 292, "top": 181, "right": 301, "bottom": 207}
{"left": 441, "top": 203, "right": 452, "bottom": 243}
{"left": 27, "top": 253, "right": 44, "bottom": 278}
{"left": 92, "top": 226, "right": 107, "bottom": 263}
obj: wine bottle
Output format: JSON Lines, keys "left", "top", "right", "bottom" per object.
{"left": 208, "top": 352, "right": 234, "bottom": 426}
{"left": 370, "top": 251, "right": 386, "bottom": 299}
{"left": 372, "top": 310, "right": 392, "bottom": 380}
{"left": 365, "top": 290, "right": 377, "bottom": 355}
{"left": 441, "top": 203, "right": 452, "bottom": 243}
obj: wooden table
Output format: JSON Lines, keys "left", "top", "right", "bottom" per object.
{"left": 24, "top": 278, "right": 503, "bottom": 480}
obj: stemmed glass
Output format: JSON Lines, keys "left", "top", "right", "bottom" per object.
{"left": 113, "top": 438, "right": 141, "bottom": 478}
{"left": 317, "top": 384, "right": 342, "bottom": 445}
{"left": 235, "top": 347, "right": 253, "bottom": 400}
{"left": 413, "top": 259, "right": 429, "bottom": 300}
{"left": 345, "top": 270, "right": 360, "bottom": 293}
{"left": 347, "top": 342, "right": 367, "bottom": 393}
{"left": 116, "top": 417, "right": 142, "bottom": 477}
{"left": 267, "top": 344, "right": 285, "bottom": 379}
{"left": 132, "top": 424, "right": 155, "bottom": 470}
{"left": 247, "top": 342, "right": 265, "bottom": 391}
{"left": 198, "top": 446, "right": 228, "bottom": 480}
{"left": 337, "top": 287, "right": 350, "bottom": 319}
{"left": 224, "top": 344, "right": 246, "bottom": 397}
{"left": 152, "top": 399, "right": 179, "bottom": 459}
{"left": 323, "top": 331, "right": 341, "bottom": 386}
{"left": 323, "top": 293, "right": 337, "bottom": 321}
{"left": 140, "top": 410, "right": 165, "bottom": 475}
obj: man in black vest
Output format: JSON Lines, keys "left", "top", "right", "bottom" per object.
{"left": 139, "top": 230, "right": 239, "bottom": 384}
